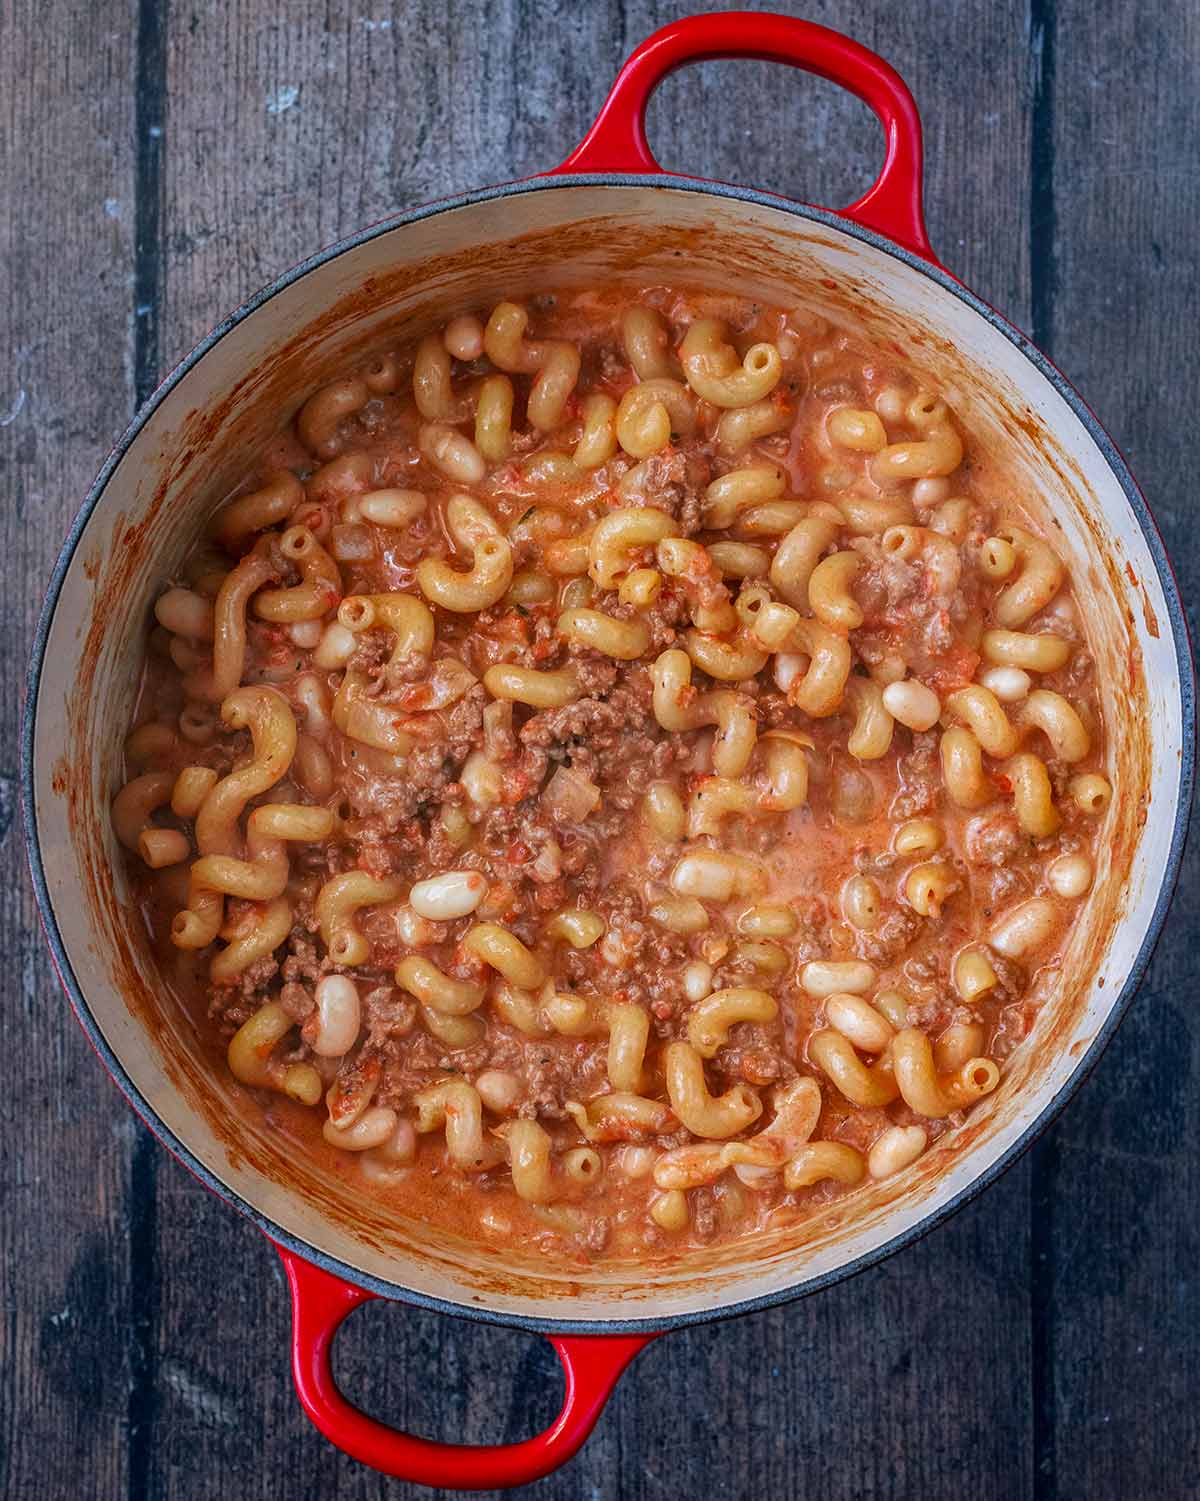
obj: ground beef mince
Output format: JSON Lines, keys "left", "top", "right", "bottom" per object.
{"left": 279, "top": 981, "right": 315, "bottom": 1024}
{"left": 120, "top": 281, "right": 1109, "bottom": 1265}
{"left": 620, "top": 449, "right": 710, "bottom": 534}
{"left": 346, "top": 633, "right": 391, "bottom": 677}
{"left": 890, "top": 732, "right": 943, "bottom": 820}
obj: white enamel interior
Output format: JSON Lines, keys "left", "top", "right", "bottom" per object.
{"left": 29, "top": 182, "right": 1187, "bottom": 1327}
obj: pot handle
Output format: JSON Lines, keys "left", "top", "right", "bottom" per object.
{"left": 553, "top": 10, "right": 937, "bottom": 265}
{"left": 276, "top": 1244, "right": 656, "bottom": 1488}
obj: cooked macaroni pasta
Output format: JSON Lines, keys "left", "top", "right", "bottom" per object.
{"left": 114, "top": 284, "right": 1109, "bottom": 1263}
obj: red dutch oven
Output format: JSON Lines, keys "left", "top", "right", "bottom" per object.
{"left": 22, "top": 12, "right": 1194, "bottom": 1489}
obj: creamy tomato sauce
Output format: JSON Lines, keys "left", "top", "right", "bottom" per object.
{"left": 115, "top": 285, "right": 1108, "bottom": 1264}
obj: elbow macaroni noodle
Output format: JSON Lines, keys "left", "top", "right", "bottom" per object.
{"left": 112, "top": 285, "right": 1110, "bottom": 1259}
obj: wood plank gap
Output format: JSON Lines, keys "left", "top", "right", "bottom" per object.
{"left": 1029, "top": 0, "right": 1057, "bottom": 351}
{"left": 1029, "top": 3, "right": 1059, "bottom": 1491}
{"left": 134, "top": 0, "right": 168, "bottom": 407}
{"left": 127, "top": 1130, "right": 161, "bottom": 1501}
{"left": 1031, "top": 1134, "right": 1059, "bottom": 1501}
{"left": 128, "top": 3, "right": 168, "bottom": 1496}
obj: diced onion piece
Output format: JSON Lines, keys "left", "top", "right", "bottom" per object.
{"left": 421, "top": 658, "right": 477, "bottom": 708}
{"left": 482, "top": 698, "right": 513, "bottom": 758}
{"left": 330, "top": 523, "right": 376, "bottom": 561}
{"left": 290, "top": 619, "right": 323, "bottom": 649}
{"left": 541, "top": 765, "right": 601, "bottom": 822}
{"left": 531, "top": 840, "right": 563, "bottom": 883}
{"left": 461, "top": 751, "right": 502, "bottom": 808}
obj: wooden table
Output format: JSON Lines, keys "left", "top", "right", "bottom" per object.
{"left": 3, "top": 2, "right": 1196, "bottom": 1496}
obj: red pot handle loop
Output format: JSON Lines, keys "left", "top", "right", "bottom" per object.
{"left": 554, "top": 9, "right": 937, "bottom": 265}
{"left": 276, "top": 1244, "right": 656, "bottom": 1489}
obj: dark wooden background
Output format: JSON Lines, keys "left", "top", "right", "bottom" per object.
{"left": 3, "top": 1, "right": 1197, "bottom": 1496}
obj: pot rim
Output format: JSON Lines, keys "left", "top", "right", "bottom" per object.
{"left": 22, "top": 171, "right": 1196, "bottom": 1336}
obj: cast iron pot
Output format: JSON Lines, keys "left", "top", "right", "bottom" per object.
{"left": 22, "top": 12, "right": 1194, "bottom": 1489}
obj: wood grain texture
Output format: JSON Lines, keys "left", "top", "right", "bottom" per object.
{"left": 1031, "top": 3, "right": 1200, "bottom": 1497}
{"left": 0, "top": 0, "right": 141, "bottom": 1497}
{"left": 1, "top": 0, "right": 1195, "bottom": 1497}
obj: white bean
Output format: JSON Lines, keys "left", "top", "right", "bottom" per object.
{"left": 978, "top": 665, "right": 1031, "bottom": 702}
{"left": 683, "top": 960, "right": 714, "bottom": 1003}
{"left": 311, "top": 975, "right": 361, "bottom": 1057}
{"left": 359, "top": 488, "right": 428, "bottom": 528}
{"left": 419, "top": 423, "right": 485, "bottom": 484}
{"left": 913, "top": 476, "right": 950, "bottom": 506}
{"left": 475, "top": 1069, "right": 523, "bottom": 1113}
{"left": 989, "top": 897, "right": 1058, "bottom": 957}
{"left": 444, "top": 315, "right": 485, "bottom": 361}
{"left": 882, "top": 678, "right": 941, "bottom": 732}
{"left": 314, "top": 621, "right": 356, "bottom": 670}
{"left": 409, "top": 869, "right": 487, "bottom": 920}
{"left": 154, "top": 587, "right": 214, "bottom": 641}
{"left": 670, "top": 850, "right": 765, "bottom": 902}
{"left": 800, "top": 959, "right": 876, "bottom": 997}
{"left": 1048, "top": 853, "right": 1093, "bottom": 898}
{"left": 874, "top": 386, "right": 906, "bottom": 423}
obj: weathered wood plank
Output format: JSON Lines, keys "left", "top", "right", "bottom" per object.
{"left": 0, "top": 1, "right": 139, "bottom": 1497}
{"left": 1035, "top": 3, "right": 1200, "bottom": 1496}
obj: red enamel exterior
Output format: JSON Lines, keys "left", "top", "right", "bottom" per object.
{"left": 278, "top": 1245, "right": 656, "bottom": 1488}
{"left": 553, "top": 9, "right": 939, "bottom": 266}
{"left": 277, "top": 12, "right": 940, "bottom": 1487}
